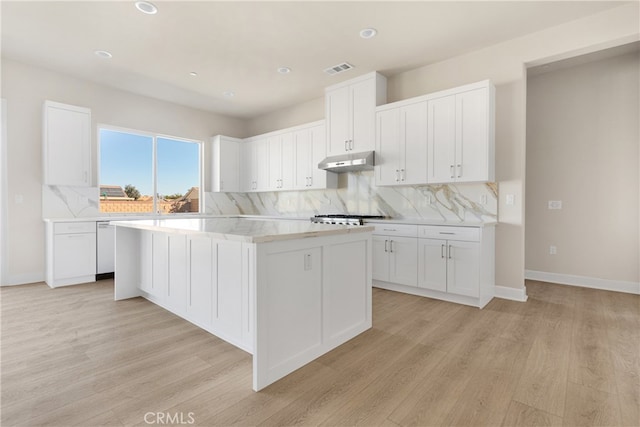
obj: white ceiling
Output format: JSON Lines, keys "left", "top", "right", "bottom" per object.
{"left": 1, "top": 1, "right": 629, "bottom": 119}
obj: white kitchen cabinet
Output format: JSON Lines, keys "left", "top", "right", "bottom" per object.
{"left": 45, "top": 221, "right": 96, "bottom": 288}
{"left": 43, "top": 101, "right": 91, "bottom": 186}
{"left": 268, "top": 132, "right": 294, "bottom": 191}
{"left": 242, "top": 138, "right": 269, "bottom": 192}
{"left": 375, "top": 101, "right": 428, "bottom": 186}
{"left": 372, "top": 224, "right": 418, "bottom": 287}
{"left": 211, "top": 135, "right": 241, "bottom": 192}
{"left": 186, "top": 235, "right": 214, "bottom": 326}
{"left": 294, "top": 123, "right": 338, "bottom": 190}
{"left": 427, "top": 82, "right": 495, "bottom": 184}
{"left": 325, "top": 72, "right": 387, "bottom": 156}
{"left": 166, "top": 235, "right": 187, "bottom": 313}
{"left": 418, "top": 238, "right": 480, "bottom": 297}
{"left": 417, "top": 225, "right": 494, "bottom": 305}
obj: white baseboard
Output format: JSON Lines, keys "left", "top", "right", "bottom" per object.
{"left": 494, "top": 285, "right": 528, "bottom": 302}
{"left": 525, "top": 270, "right": 640, "bottom": 295}
{"left": 1, "top": 272, "right": 45, "bottom": 286}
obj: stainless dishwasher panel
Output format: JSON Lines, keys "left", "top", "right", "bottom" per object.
{"left": 97, "top": 221, "right": 115, "bottom": 274}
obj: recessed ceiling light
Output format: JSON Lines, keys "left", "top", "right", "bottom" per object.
{"left": 223, "top": 91, "right": 235, "bottom": 98}
{"left": 277, "top": 67, "right": 291, "bottom": 74}
{"left": 359, "top": 28, "right": 377, "bottom": 39}
{"left": 94, "top": 50, "right": 113, "bottom": 59}
{"left": 135, "top": 1, "right": 158, "bottom": 15}
{"left": 189, "top": 71, "right": 198, "bottom": 77}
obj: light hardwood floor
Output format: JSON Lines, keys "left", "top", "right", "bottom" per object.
{"left": 1, "top": 280, "right": 638, "bottom": 426}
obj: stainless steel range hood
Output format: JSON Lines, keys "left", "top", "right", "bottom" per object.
{"left": 318, "top": 151, "right": 375, "bottom": 173}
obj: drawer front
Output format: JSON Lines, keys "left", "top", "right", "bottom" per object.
{"left": 418, "top": 226, "right": 480, "bottom": 242}
{"left": 371, "top": 223, "right": 418, "bottom": 238}
{"left": 54, "top": 221, "right": 96, "bottom": 234}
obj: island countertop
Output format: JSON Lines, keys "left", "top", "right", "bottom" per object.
{"left": 112, "top": 217, "right": 374, "bottom": 243}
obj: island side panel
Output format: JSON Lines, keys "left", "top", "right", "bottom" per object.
{"left": 252, "top": 231, "right": 373, "bottom": 391}
{"left": 114, "top": 225, "right": 142, "bottom": 300}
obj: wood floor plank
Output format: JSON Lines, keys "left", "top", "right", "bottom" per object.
{"left": 501, "top": 400, "right": 563, "bottom": 426}
{"left": 512, "top": 317, "right": 572, "bottom": 417}
{"left": 1, "top": 280, "right": 638, "bottom": 427}
{"left": 319, "top": 344, "right": 447, "bottom": 426}
{"left": 563, "top": 381, "right": 622, "bottom": 426}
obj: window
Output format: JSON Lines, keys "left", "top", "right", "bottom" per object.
{"left": 99, "top": 127, "right": 202, "bottom": 214}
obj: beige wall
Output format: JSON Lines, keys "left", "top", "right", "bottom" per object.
{"left": 245, "top": 3, "right": 639, "bottom": 290}
{"left": 526, "top": 51, "right": 639, "bottom": 283}
{"left": 247, "top": 96, "right": 324, "bottom": 136}
{"left": 1, "top": 59, "right": 246, "bottom": 285}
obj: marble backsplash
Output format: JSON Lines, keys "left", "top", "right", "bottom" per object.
{"left": 42, "top": 185, "right": 101, "bottom": 218}
{"left": 43, "top": 173, "right": 498, "bottom": 222}
{"left": 204, "top": 171, "right": 497, "bottom": 222}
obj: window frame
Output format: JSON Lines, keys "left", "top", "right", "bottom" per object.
{"left": 97, "top": 124, "right": 204, "bottom": 216}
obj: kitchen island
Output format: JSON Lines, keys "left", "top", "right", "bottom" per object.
{"left": 113, "top": 217, "right": 373, "bottom": 391}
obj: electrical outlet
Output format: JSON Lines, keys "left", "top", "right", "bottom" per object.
{"left": 549, "top": 245, "right": 557, "bottom": 255}
{"left": 548, "top": 200, "right": 562, "bottom": 210}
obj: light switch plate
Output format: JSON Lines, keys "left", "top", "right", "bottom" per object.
{"left": 505, "top": 194, "right": 515, "bottom": 205}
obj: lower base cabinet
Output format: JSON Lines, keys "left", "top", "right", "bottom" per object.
{"left": 45, "top": 221, "right": 97, "bottom": 288}
{"left": 372, "top": 223, "right": 495, "bottom": 308}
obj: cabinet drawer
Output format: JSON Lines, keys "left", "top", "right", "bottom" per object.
{"left": 54, "top": 221, "right": 96, "bottom": 234}
{"left": 418, "top": 226, "right": 480, "bottom": 242}
{"left": 371, "top": 223, "right": 418, "bottom": 237}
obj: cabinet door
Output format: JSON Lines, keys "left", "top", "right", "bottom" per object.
{"left": 187, "top": 236, "right": 213, "bottom": 326}
{"left": 265, "top": 248, "right": 322, "bottom": 368}
{"left": 427, "top": 95, "right": 456, "bottom": 184}
{"left": 268, "top": 136, "right": 282, "bottom": 190}
{"left": 456, "top": 88, "right": 489, "bottom": 182}
{"left": 446, "top": 241, "right": 480, "bottom": 297}
{"left": 309, "top": 124, "right": 329, "bottom": 189}
{"left": 255, "top": 139, "right": 270, "bottom": 191}
{"left": 44, "top": 103, "right": 91, "bottom": 186}
{"left": 417, "top": 238, "right": 447, "bottom": 292}
{"left": 326, "top": 85, "right": 350, "bottom": 156}
{"left": 350, "top": 78, "right": 376, "bottom": 153}
{"left": 280, "top": 133, "right": 294, "bottom": 190}
{"left": 167, "top": 235, "right": 187, "bottom": 313}
{"left": 213, "top": 241, "right": 243, "bottom": 340}
{"left": 214, "top": 137, "right": 240, "bottom": 192}
{"left": 151, "top": 232, "right": 168, "bottom": 300}
{"left": 240, "top": 142, "right": 255, "bottom": 192}
{"left": 375, "top": 108, "right": 400, "bottom": 186}
{"left": 372, "top": 235, "right": 390, "bottom": 282}
{"left": 401, "top": 102, "right": 428, "bottom": 185}
{"left": 53, "top": 233, "right": 96, "bottom": 279}
{"left": 294, "top": 129, "right": 311, "bottom": 189}
{"left": 388, "top": 237, "right": 418, "bottom": 287}
{"left": 323, "top": 240, "right": 368, "bottom": 342}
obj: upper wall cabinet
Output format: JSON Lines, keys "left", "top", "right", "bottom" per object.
{"left": 375, "top": 101, "right": 428, "bottom": 186}
{"left": 294, "top": 123, "right": 338, "bottom": 190}
{"left": 43, "top": 101, "right": 91, "bottom": 186}
{"left": 211, "top": 135, "right": 241, "bottom": 192}
{"left": 325, "top": 72, "right": 387, "bottom": 156}
{"left": 241, "top": 138, "right": 269, "bottom": 192}
{"left": 427, "top": 81, "right": 495, "bottom": 184}
{"left": 268, "top": 132, "right": 294, "bottom": 191}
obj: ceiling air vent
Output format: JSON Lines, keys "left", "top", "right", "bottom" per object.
{"left": 324, "top": 62, "right": 353, "bottom": 76}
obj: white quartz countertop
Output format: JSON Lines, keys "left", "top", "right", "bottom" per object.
{"left": 111, "top": 217, "right": 374, "bottom": 243}
{"left": 44, "top": 215, "right": 496, "bottom": 228}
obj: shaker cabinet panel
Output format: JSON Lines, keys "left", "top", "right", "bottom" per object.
{"left": 43, "top": 101, "right": 91, "bottom": 186}
{"left": 326, "top": 72, "right": 386, "bottom": 156}
{"left": 211, "top": 135, "right": 240, "bottom": 192}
